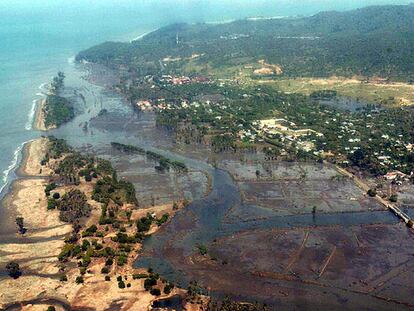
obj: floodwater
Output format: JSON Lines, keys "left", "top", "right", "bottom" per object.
{"left": 2, "top": 62, "right": 414, "bottom": 310}
{"left": 317, "top": 96, "right": 374, "bottom": 112}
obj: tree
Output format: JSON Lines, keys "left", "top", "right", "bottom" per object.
{"left": 367, "top": 189, "right": 377, "bottom": 197}
{"left": 118, "top": 280, "right": 126, "bottom": 289}
{"left": 15, "top": 217, "right": 26, "bottom": 234}
{"left": 47, "top": 307, "right": 56, "bottom": 311}
{"left": 150, "top": 288, "right": 161, "bottom": 296}
{"left": 6, "top": 262, "right": 22, "bottom": 279}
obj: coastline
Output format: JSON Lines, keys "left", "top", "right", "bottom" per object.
{"left": 0, "top": 138, "right": 200, "bottom": 310}
{"left": 0, "top": 138, "right": 71, "bottom": 307}
{"left": 33, "top": 98, "right": 47, "bottom": 131}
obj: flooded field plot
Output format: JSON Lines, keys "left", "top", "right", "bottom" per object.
{"left": 190, "top": 223, "right": 414, "bottom": 310}
{"left": 110, "top": 151, "right": 208, "bottom": 207}
{"left": 223, "top": 161, "right": 383, "bottom": 218}
{"left": 221, "top": 161, "right": 339, "bottom": 181}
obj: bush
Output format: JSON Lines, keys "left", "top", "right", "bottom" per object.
{"left": 127, "top": 283, "right": 131, "bottom": 288}
{"left": 58, "top": 243, "right": 75, "bottom": 261}
{"left": 52, "top": 192, "right": 60, "bottom": 199}
{"left": 47, "top": 198, "right": 57, "bottom": 210}
{"left": 389, "top": 194, "right": 398, "bottom": 202}
{"left": 150, "top": 288, "right": 161, "bottom": 296}
{"left": 59, "top": 274, "right": 68, "bottom": 282}
{"left": 164, "top": 283, "right": 174, "bottom": 294}
{"left": 82, "top": 225, "right": 97, "bottom": 237}
{"left": 81, "top": 239, "right": 91, "bottom": 251}
{"left": 118, "top": 280, "right": 126, "bottom": 289}
{"left": 105, "top": 275, "right": 111, "bottom": 281}
{"left": 72, "top": 245, "right": 81, "bottom": 256}
{"left": 117, "top": 254, "right": 127, "bottom": 266}
{"left": 105, "top": 258, "right": 113, "bottom": 266}
{"left": 101, "top": 266, "right": 110, "bottom": 274}
{"left": 75, "top": 276, "right": 84, "bottom": 284}
{"left": 136, "top": 214, "right": 153, "bottom": 232}
{"left": 6, "top": 262, "right": 22, "bottom": 279}
{"left": 197, "top": 244, "right": 208, "bottom": 255}
{"left": 85, "top": 175, "right": 92, "bottom": 182}
{"left": 144, "top": 277, "right": 157, "bottom": 290}
{"left": 367, "top": 189, "right": 377, "bottom": 197}
{"left": 47, "top": 307, "right": 56, "bottom": 311}
{"left": 132, "top": 273, "right": 148, "bottom": 279}
{"left": 45, "top": 183, "right": 57, "bottom": 195}
{"left": 156, "top": 213, "right": 169, "bottom": 226}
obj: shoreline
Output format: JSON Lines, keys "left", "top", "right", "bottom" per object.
{"left": 0, "top": 138, "right": 201, "bottom": 310}
{"left": 33, "top": 98, "right": 47, "bottom": 131}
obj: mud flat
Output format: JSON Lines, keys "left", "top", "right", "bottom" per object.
{"left": 136, "top": 159, "right": 414, "bottom": 310}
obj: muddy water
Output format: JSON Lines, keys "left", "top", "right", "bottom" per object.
{"left": 317, "top": 96, "right": 373, "bottom": 112}
{"left": 2, "top": 63, "right": 408, "bottom": 309}
{"left": 52, "top": 65, "right": 404, "bottom": 309}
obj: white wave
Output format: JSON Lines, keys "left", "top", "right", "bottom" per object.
{"left": 246, "top": 16, "right": 288, "bottom": 21}
{"left": 38, "top": 82, "right": 48, "bottom": 91}
{"left": 130, "top": 31, "right": 152, "bottom": 42}
{"left": 25, "top": 99, "right": 38, "bottom": 131}
{"left": 68, "top": 56, "right": 75, "bottom": 64}
{"left": 205, "top": 19, "right": 236, "bottom": 25}
{"left": 0, "top": 141, "right": 29, "bottom": 195}
{"left": 25, "top": 82, "right": 48, "bottom": 130}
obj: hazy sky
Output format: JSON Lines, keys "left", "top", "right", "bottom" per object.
{"left": 1, "top": 0, "right": 412, "bottom": 15}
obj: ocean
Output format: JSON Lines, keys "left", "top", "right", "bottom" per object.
{"left": 0, "top": 0, "right": 410, "bottom": 197}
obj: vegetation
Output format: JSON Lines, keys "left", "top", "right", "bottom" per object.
{"left": 56, "top": 189, "right": 91, "bottom": 224}
{"left": 111, "top": 142, "right": 145, "bottom": 154}
{"left": 43, "top": 72, "right": 75, "bottom": 128}
{"left": 197, "top": 244, "right": 208, "bottom": 256}
{"left": 77, "top": 5, "right": 414, "bottom": 81}
{"left": 43, "top": 136, "right": 72, "bottom": 162}
{"left": 44, "top": 94, "right": 74, "bottom": 128}
{"left": 15, "top": 217, "right": 26, "bottom": 234}
{"left": 6, "top": 262, "right": 22, "bottom": 279}
{"left": 92, "top": 175, "right": 138, "bottom": 205}
{"left": 367, "top": 189, "right": 377, "bottom": 197}
{"left": 389, "top": 194, "right": 398, "bottom": 202}
{"left": 39, "top": 137, "right": 178, "bottom": 297}
{"left": 209, "top": 297, "right": 269, "bottom": 311}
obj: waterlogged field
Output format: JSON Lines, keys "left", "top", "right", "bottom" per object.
{"left": 109, "top": 149, "right": 209, "bottom": 206}
{"left": 137, "top": 157, "right": 414, "bottom": 310}
{"left": 221, "top": 161, "right": 383, "bottom": 220}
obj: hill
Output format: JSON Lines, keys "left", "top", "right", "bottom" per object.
{"left": 77, "top": 4, "right": 414, "bottom": 81}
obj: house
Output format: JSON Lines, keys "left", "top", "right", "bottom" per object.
{"left": 384, "top": 170, "right": 407, "bottom": 181}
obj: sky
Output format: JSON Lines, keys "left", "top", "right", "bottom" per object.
{"left": 1, "top": 0, "right": 412, "bottom": 16}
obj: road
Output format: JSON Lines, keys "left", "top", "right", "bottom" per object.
{"left": 334, "top": 164, "right": 412, "bottom": 227}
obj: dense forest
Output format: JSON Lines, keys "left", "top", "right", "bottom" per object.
{"left": 44, "top": 72, "right": 75, "bottom": 128}
{"left": 76, "top": 4, "right": 414, "bottom": 81}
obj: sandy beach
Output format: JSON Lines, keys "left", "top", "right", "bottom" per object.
{"left": 33, "top": 98, "right": 47, "bottom": 131}
{"left": 0, "top": 138, "right": 71, "bottom": 308}
{"left": 0, "top": 138, "right": 201, "bottom": 311}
